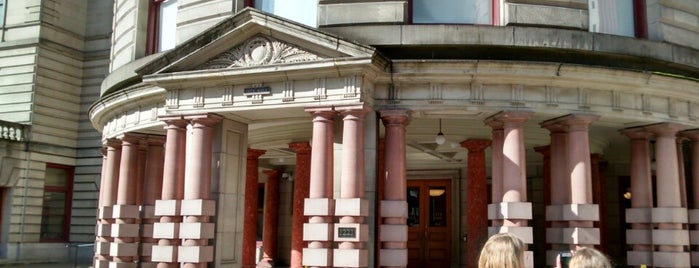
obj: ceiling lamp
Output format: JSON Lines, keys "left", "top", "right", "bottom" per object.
{"left": 435, "top": 119, "right": 446, "bottom": 145}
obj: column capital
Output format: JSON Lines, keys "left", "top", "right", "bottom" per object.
{"left": 118, "top": 133, "right": 147, "bottom": 144}
{"left": 460, "top": 139, "right": 491, "bottom": 152}
{"left": 644, "top": 123, "right": 685, "bottom": 137}
{"left": 620, "top": 127, "right": 652, "bottom": 140}
{"left": 185, "top": 113, "right": 223, "bottom": 127}
{"left": 379, "top": 109, "right": 411, "bottom": 126}
{"left": 289, "top": 141, "right": 311, "bottom": 154}
{"left": 486, "top": 110, "right": 534, "bottom": 124}
{"left": 263, "top": 169, "right": 280, "bottom": 178}
{"left": 533, "top": 145, "right": 550, "bottom": 157}
{"left": 247, "top": 148, "right": 267, "bottom": 160}
{"left": 541, "top": 114, "right": 598, "bottom": 131}
{"left": 105, "top": 138, "right": 123, "bottom": 149}
{"left": 335, "top": 104, "right": 373, "bottom": 116}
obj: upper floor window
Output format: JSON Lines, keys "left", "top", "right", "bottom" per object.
{"left": 40, "top": 164, "right": 74, "bottom": 242}
{"left": 589, "top": 0, "right": 643, "bottom": 38}
{"left": 412, "top": 0, "right": 493, "bottom": 24}
{"left": 0, "top": 0, "right": 5, "bottom": 27}
{"left": 254, "top": 0, "right": 318, "bottom": 27}
{"left": 146, "top": 0, "right": 178, "bottom": 55}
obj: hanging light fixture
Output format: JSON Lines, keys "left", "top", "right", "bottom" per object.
{"left": 435, "top": 119, "right": 446, "bottom": 145}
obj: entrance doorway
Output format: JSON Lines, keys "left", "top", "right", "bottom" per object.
{"left": 407, "top": 179, "right": 451, "bottom": 268}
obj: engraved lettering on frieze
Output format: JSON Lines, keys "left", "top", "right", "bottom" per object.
{"left": 612, "top": 90, "right": 622, "bottom": 111}
{"left": 283, "top": 80, "right": 294, "bottom": 102}
{"left": 166, "top": 90, "right": 179, "bottom": 109}
{"left": 194, "top": 88, "right": 205, "bottom": 108}
{"left": 668, "top": 98, "right": 677, "bottom": 118}
{"left": 344, "top": 76, "right": 359, "bottom": 98}
{"left": 223, "top": 86, "right": 234, "bottom": 106}
{"left": 642, "top": 94, "right": 651, "bottom": 114}
{"left": 470, "top": 83, "right": 484, "bottom": 104}
{"left": 197, "top": 35, "right": 323, "bottom": 70}
{"left": 511, "top": 84, "right": 524, "bottom": 105}
{"left": 429, "top": 83, "right": 443, "bottom": 104}
{"left": 314, "top": 78, "right": 327, "bottom": 100}
{"left": 578, "top": 88, "right": 589, "bottom": 109}
{"left": 545, "top": 86, "right": 557, "bottom": 106}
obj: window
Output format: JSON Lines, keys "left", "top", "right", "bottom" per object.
{"left": 412, "top": 0, "right": 493, "bottom": 24}
{"left": 0, "top": 0, "right": 5, "bottom": 27}
{"left": 254, "top": 0, "right": 318, "bottom": 27}
{"left": 589, "top": 0, "right": 643, "bottom": 38}
{"left": 40, "top": 164, "right": 73, "bottom": 242}
{"left": 146, "top": 0, "right": 178, "bottom": 55}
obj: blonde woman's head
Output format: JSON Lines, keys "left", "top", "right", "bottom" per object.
{"left": 478, "top": 232, "right": 525, "bottom": 268}
{"left": 569, "top": 247, "right": 612, "bottom": 268}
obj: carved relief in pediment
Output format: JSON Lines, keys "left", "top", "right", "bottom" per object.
{"left": 197, "top": 35, "right": 323, "bottom": 70}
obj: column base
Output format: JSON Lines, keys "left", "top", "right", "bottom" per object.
{"left": 151, "top": 245, "right": 178, "bottom": 263}
{"left": 333, "top": 248, "right": 368, "bottom": 267}
{"left": 627, "top": 251, "right": 653, "bottom": 267}
{"left": 302, "top": 248, "right": 332, "bottom": 267}
{"left": 178, "top": 245, "right": 214, "bottom": 263}
{"left": 653, "top": 251, "right": 690, "bottom": 267}
{"left": 378, "top": 249, "right": 406, "bottom": 267}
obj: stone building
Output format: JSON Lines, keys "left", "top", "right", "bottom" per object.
{"left": 2, "top": 0, "right": 699, "bottom": 267}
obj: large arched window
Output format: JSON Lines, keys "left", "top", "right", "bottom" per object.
{"left": 254, "top": 0, "right": 318, "bottom": 27}
{"left": 412, "top": 0, "right": 494, "bottom": 24}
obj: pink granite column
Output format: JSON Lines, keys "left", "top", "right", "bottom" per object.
{"left": 375, "top": 138, "right": 385, "bottom": 268}
{"left": 620, "top": 128, "right": 654, "bottom": 265}
{"left": 95, "top": 140, "right": 121, "bottom": 268}
{"left": 334, "top": 105, "right": 371, "bottom": 267}
{"left": 303, "top": 108, "right": 335, "bottom": 267}
{"left": 484, "top": 119, "right": 504, "bottom": 227}
{"left": 141, "top": 136, "right": 166, "bottom": 268}
{"left": 677, "top": 138, "right": 688, "bottom": 207}
{"left": 683, "top": 129, "right": 699, "bottom": 266}
{"left": 461, "top": 139, "right": 491, "bottom": 268}
{"left": 180, "top": 114, "right": 222, "bottom": 268}
{"left": 288, "top": 142, "right": 311, "bottom": 268}
{"left": 152, "top": 117, "right": 187, "bottom": 268}
{"left": 243, "top": 149, "right": 266, "bottom": 268}
{"left": 379, "top": 110, "right": 410, "bottom": 268}
{"left": 111, "top": 134, "right": 143, "bottom": 266}
{"left": 499, "top": 111, "right": 533, "bottom": 226}
{"left": 259, "top": 169, "right": 281, "bottom": 267}
{"left": 590, "top": 154, "right": 607, "bottom": 252}
{"left": 646, "top": 123, "right": 685, "bottom": 253}
{"left": 540, "top": 121, "right": 571, "bottom": 264}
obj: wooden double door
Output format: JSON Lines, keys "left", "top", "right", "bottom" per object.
{"left": 407, "top": 179, "right": 451, "bottom": 268}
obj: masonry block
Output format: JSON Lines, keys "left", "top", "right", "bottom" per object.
{"left": 652, "top": 229, "right": 690, "bottom": 246}
{"left": 692, "top": 251, "right": 699, "bottom": 266}
{"left": 651, "top": 207, "right": 688, "bottom": 224}
{"left": 108, "top": 262, "right": 136, "bottom": 268}
{"left": 111, "top": 223, "right": 140, "bottom": 238}
{"left": 333, "top": 248, "right": 368, "bottom": 267}
{"left": 488, "top": 226, "right": 533, "bottom": 244}
{"left": 112, "top": 205, "right": 140, "bottom": 219}
{"left": 99, "top": 206, "right": 114, "bottom": 219}
{"left": 141, "top": 205, "right": 156, "bottom": 219}
{"left": 140, "top": 242, "right": 156, "bottom": 256}
{"left": 96, "top": 223, "right": 111, "bottom": 236}
{"left": 380, "top": 201, "right": 407, "bottom": 218}
{"left": 179, "top": 222, "right": 215, "bottom": 239}
{"left": 562, "top": 227, "right": 600, "bottom": 245}
{"left": 303, "top": 223, "right": 333, "bottom": 241}
{"left": 178, "top": 245, "right": 214, "bottom": 263}
{"left": 500, "top": 202, "right": 533, "bottom": 220}
{"left": 180, "top": 199, "right": 216, "bottom": 216}
{"left": 653, "top": 251, "right": 690, "bottom": 267}
{"left": 335, "top": 198, "right": 369, "bottom": 217}
{"left": 154, "top": 200, "right": 180, "bottom": 216}
{"left": 141, "top": 223, "right": 154, "bottom": 238}
{"left": 561, "top": 204, "right": 598, "bottom": 221}
{"left": 94, "top": 259, "right": 109, "bottom": 268}
{"left": 109, "top": 242, "right": 138, "bottom": 257}
{"left": 626, "top": 208, "right": 652, "bottom": 223}
{"left": 691, "top": 230, "right": 699, "bottom": 244}
{"left": 546, "top": 227, "right": 563, "bottom": 244}
{"left": 379, "top": 224, "right": 407, "bottom": 242}
{"left": 689, "top": 209, "right": 699, "bottom": 224}
{"left": 303, "top": 248, "right": 332, "bottom": 267}
{"left": 626, "top": 229, "right": 652, "bottom": 244}
{"left": 334, "top": 223, "right": 368, "bottom": 242}
{"left": 153, "top": 222, "right": 180, "bottom": 239}
{"left": 304, "top": 198, "right": 334, "bottom": 216}
{"left": 139, "top": 262, "right": 157, "bottom": 268}
{"left": 151, "top": 245, "right": 177, "bottom": 263}
{"left": 95, "top": 241, "right": 110, "bottom": 255}
{"left": 627, "top": 251, "right": 652, "bottom": 266}
{"left": 545, "top": 205, "right": 562, "bottom": 221}
{"left": 379, "top": 249, "right": 407, "bottom": 267}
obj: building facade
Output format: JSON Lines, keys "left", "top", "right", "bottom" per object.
{"left": 2, "top": 0, "right": 699, "bottom": 267}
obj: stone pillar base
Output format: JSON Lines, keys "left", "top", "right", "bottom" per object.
{"left": 333, "top": 248, "right": 368, "bottom": 267}
{"left": 302, "top": 248, "right": 332, "bottom": 267}
{"left": 378, "top": 249, "right": 407, "bottom": 267}
{"left": 178, "top": 245, "right": 214, "bottom": 263}
{"left": 151, "top": 245, "right": 178, "bottom": 263}
{"left": 626, "top": 251, "right": 653, "bottom": 267}
{"left": 653, "top": 251, "right": 690, "bottom": 267}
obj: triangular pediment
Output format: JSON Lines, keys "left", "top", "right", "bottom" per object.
{"left": 137, "top": 8, "right": 380, "bottom": 77}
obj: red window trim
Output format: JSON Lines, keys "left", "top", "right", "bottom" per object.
{"left": 633, "top": 0, "right": 647, "bottom": 39}
{"left": 146, "top": 0, "right": 166, "bottom": 55}
{"left": 40, "top": 163, "right": 74, "bottom": 243}
{"left": 407, "top": 0, "right": 499, "bottom": 26}
{"left": 245, "top": 0, "right": 254, "bottom": 7}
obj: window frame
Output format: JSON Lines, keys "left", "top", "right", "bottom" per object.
{"left": 633, "top": 0, "right": 647, "bottom": 39}
{"left": 0, "top": 0, "right": 5, "bottom": 27}
{"left": 39, "top": 163, "right": 74, "bottom": 243}
{"left": 408, "top": 0, "right": 500, "bottom": 25}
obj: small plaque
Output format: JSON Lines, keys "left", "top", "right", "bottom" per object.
{"left": 337, "top": 227, "right": 356, "bottom": 238}
{"left": 243, "top": 86, "right": 271, "bottom": 96}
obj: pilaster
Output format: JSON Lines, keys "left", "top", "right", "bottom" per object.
{"left": 460, "top": 139, "right": 491, "bottom": 268}
{"left": 242, "top": 148, "right": 266, "bottom": 268}
{"left": 289, "top": 141, "right": 311, "bottom": 268}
